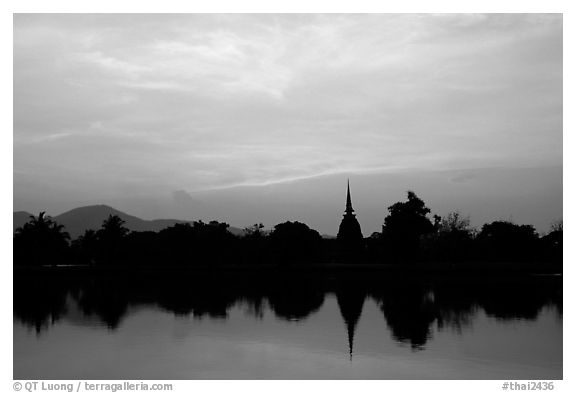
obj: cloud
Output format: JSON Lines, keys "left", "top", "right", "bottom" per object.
{"left": 14, "top": 14, "right": 562, "bottom": 201}
{"left": 77, "top": 51, "right": 152, "bottom": 77}
{"left": 450, "top": 172, "right": 478, "bottom": 184}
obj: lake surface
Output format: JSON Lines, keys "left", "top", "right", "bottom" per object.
{"left": 13, "top": 271, "right": 562, "bottom": 379}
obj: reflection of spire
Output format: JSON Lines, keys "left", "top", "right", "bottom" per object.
{"left": 346, "top": 315, "right": 357, "bottom": 361}
{"left": 345, "top": 179, "right": 354, "bottom": 215}
{"left": 336, "top": 288, "right": 365, "bottom": 361}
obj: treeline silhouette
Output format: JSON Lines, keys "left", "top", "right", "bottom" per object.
{"left": 13, "top": 191, "right": 562, "bottom": 268}
{"left": 14, "top": 271, "right": 562, "bottom": 351}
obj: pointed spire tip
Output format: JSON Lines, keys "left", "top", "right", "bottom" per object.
{"left": 345, "top": 179, "right": 354, "bottom": 214}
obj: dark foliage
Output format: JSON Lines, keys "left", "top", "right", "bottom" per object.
{"left": 377, "top": 191, "right": 435, "bottom": 261}
{"left": 268, "top": 221, "right": 323, "bottom": 263}
{"left": 14, "top": 212, "right": 71, "bottom": 266}
{"left": 14, "top": 191, "right": 562, "bottom": 267}
{"left": 421, "top": 211, "right": 475, "bottom": 262}
{"left": 475, "top": 221, "right": 539, "bottom": 262}
{"left": 540, "top": 223, "right": 562, "bottom": 265}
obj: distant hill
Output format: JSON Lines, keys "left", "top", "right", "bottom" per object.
{"left": 14, "top": 205, "right": 245, "bottom": 239}
{"left": 13, "top": 211, "right": 33, "bottom": 232}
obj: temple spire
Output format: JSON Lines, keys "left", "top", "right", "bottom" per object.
{"left": 345, "top": 179, "right": 354, "bottom": 215}
{"left": 337, "top": 179, "right": 364, "bottom": 251}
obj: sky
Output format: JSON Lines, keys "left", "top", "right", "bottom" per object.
{"left": 13, "top": 14, "right": 562, "bottom": 234}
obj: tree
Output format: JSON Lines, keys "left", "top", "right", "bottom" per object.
{"left": 476, "top": 221, "right": 539, "bottom": 262}
{"left": 71, "top": 229, "right": 98, "bottom": 265}
{"left": 244, "top": 223, "right": 266, "bottom": 239}
{"left": 156, "top": 220, "right": 238, "bottom": 266}
{"left": 550, "top": 220, "right": 563, "bottom": 233}
{"left": 382, "top": 191, "right": 434, "bottom": 260}
{"left": 195, "top": 220, "right": 238, "bottom": 264}
{"left": 423, "top": 211, "right": 474, "bottom": 262}
{"left": 438, "top": 211, "right": 472, "bottom": 234}
{"left": 157, "top": 223, "right": 196, "bottom": 265}
{"left": 268, "top": 221, "right": 323, "bottom": 263}
{"left": 240, "top": 223, "right": 267, "bottom": 265}
{"left": 540, "top": 220, "right": 562, "bottom": 265}
{"left": 14, "top": 212, "right": 70, "bottom": 266}
{"left": 121, "top": 231, "right": 160, "bottom": 266}
{"left": 99, "top": 215, "right": 129, "bottom": 239}
{"left": 95, "top": 215, "right": 129, "bottom": 265}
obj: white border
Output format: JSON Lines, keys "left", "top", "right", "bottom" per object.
{"left": 3, "top": 2, "right": 572, "bottom": 392}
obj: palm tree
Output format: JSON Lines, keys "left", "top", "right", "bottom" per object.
{"left": 98, "top": 214, "right": 129, "bottom": 241}
{"left": 14, "top": 212, "right": 70, "bottom": 266}
{"left": 95, "top": 215, "right": 129, "bottom": 265}
{"left": 72, "top": 229, "right": 98, "bottom": 265}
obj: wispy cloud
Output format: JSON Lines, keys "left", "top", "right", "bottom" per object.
{"left": 76, "top": 51, "right": 152, "bottom": 76}
{"left": 14, "top": 14, "right": 562, "bottom": 198}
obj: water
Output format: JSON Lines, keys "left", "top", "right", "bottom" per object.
{"left": 13, "top": 271, "right": 562, "bottom": 379}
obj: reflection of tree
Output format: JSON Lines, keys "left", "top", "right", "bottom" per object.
{"left": 241, "top": 295, "right": 266, "bottom": 319}
{"left": 267, "top": 280, "right": 325, "bottom": 321}
{"left": 14, "top": 273, "right": 563, "bottom": 360}
{"left": 432, "top": 284, "right": 477, "bottom": 334}
{"left": 374, "top": 284, "right": 437, "bottom": 350}
{"left": 73, "top": 279, "right": 130, "bottom": 329}
{"left": 154, "top": 282, "right": 237, "bottom": 319}
{"left": 13, "top": 275, "right": 69, "bottom": 334}
{"left": 475, "top": 279, "right": 560, "bottom": 321}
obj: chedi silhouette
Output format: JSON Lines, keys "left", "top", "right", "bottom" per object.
{"left": 336, "top": 180, "right": 364, "bottom": 253}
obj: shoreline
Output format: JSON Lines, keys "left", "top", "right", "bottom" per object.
{"left": 13, "top": 261, "right": 562, "bottom": 277}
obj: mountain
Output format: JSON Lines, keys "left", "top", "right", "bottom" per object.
{"left": 13, "top": 211, "right": 33, "bottom": 232}
{"left": 14, "top": 205, "right": 245, "bottom": 239}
